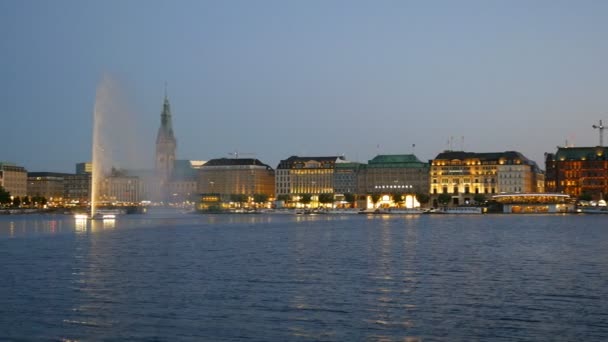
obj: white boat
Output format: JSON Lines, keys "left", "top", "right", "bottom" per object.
{"left": 429, "top": 207, "right": 484, "bottom": 214}
{"left": 578, "top": 206, "right": 608, "bottom": 214}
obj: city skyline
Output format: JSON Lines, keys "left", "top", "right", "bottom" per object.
{"left": 3, "top": 1, "right": 608, "bottom": 172}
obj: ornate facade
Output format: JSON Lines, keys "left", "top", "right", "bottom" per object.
{"left": 545, "top": 146, "right": 608, "bottom": 200}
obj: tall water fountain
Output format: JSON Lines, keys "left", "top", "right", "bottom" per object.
{"left": 90, "top": 75, "right": 146, "bottom": 217}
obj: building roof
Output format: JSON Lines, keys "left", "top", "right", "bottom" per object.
{"left": 28, "top": 172, "right": 72, "bottom": 178}
{"left": 203, "top": 158, "right": 273, "bottom": 169}
{"left": 277, "top": 156, "right": 345, "bottom": 169}
{"left": 550, "top": 146, "right": 608, "bottom": 161}
{"left": 334, "top": 162, "right": 363, "bottom": 170}
{"left": 365, "top": 154, "right": 428, "bottom": 169}
{"left": 432, "top": 150, "right": 533, "bottom": 164}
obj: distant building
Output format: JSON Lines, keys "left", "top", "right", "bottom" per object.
{"left": 545, "top": 146, "right": 608, "bottom": 200}
{"left": 101, "top": 171, "right": 141, "bottom": 204}
{"left": 430, "top": 151, "right": 541, "bottom": 206}
{"left": 76, "top": 162, "right": 92, "bottom": 175}
{"left": 155, "top": 95, "right": 177, "bottom": 200}
{"left": 198, "top": 158, "right": 275, "bottom": 200}
{"left": 276, "top": 156, "right": 344, "bottom": 202}
{"left": 27, "top": 172, "right": 70, "bottom": 203}
{"left": 333, "top": 161, "right": 363, "bottom": 195}
{"left": 356, "top": 154, "right": 429, "bottom": 208}
{"left": 358, "top": 154, "right": 429, "bottom": 194}
{"left": 0, "top": 162, "right": 27, "bottom": 197}
{"left": 64, "top": 173, "right": 91, "bottom": 204}
{"left": 168, "top": 160, "right": 199, "bottom": 202}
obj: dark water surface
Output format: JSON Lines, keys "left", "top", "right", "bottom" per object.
{"left": 1, "top": 213, "right": 607, "bottom": 341}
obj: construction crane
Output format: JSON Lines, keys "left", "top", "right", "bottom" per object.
{"left": 592, "top": 120, "right": 605, "bottom": 147}
{"left": 228, "top": 151, "right": 255, "bottom": 159}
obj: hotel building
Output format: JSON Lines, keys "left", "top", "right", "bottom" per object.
{"left": 198, "top": 158, "right": 275, "bottom": 200}
{"left": 545, "top": 146, "right": 608, "bottom": 200}
{"left": 357, "top": 154, "right": 429, "bottom": 208}
{"left": 275, "top": 156, "right": 344, "bottom": 201}
{"left": 430, "top": 151, "right": 541, "bottom": 206}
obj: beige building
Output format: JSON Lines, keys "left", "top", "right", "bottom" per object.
{"left": 0, "top": 162, "right": 27, "bottom": 197}
{"left": 430, "top": 151, "right": 541, "bottom": 206}
{"left": 27, "top": 172, "right": 70, "bottom": 203}
{"left": 198, "top": 158, "right": 275, "bottom": 200}
{"left": 276, "top": 156, "right": 343, "bottom": 198}
{"left": 101, "top": 174, "right": 141, "bottom": 204}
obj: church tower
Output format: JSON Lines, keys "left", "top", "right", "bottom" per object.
{"left": 155, "top": 94, "right": 177, "bottom": 189}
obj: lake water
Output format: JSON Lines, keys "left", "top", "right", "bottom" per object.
{"left": 1, "top": 213, "right": 607, "bottom": 341}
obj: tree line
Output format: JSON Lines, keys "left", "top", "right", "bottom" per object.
{"left": 0, "top": 186, "right": 47, "bottom": 208}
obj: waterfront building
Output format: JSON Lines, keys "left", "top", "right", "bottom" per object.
{"left": 27, "top": 172, "right": 70, "bottom": 204}
{"left": 100, "top": 169, "right": 141, "bottom": 204}
{"left": 0, "top": 162, "right": 27, "bottom": 197}
{"left": 430, "top": 151, "right": 540, "bottom": 206}
{"left": 198, "top": 158, "right": 275, "bottom": 204}
{"left": 276, "top": 156, "right": 343, "bottom": 206}
{"left": 64, "top": 173, "right": 91, "bottom": 205}
{"left": 357, "top": 154, "right": 429, "bottom": 208}
{"left": 545, "top": 146, "right": 608, "bottom": 200}
{"left": 334, "top": 160, "right": 362, "bottom": 194}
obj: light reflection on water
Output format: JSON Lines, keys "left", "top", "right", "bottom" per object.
{"left": 0, "top": 214, "right": 608, "bottom": 341}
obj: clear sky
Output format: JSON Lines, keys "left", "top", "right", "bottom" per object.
{"left": 2, "top": 0, "right": 608, "bottom": 172}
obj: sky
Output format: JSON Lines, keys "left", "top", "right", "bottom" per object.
{"left": 2, "top": 0, "right": 608, "bottom": 172}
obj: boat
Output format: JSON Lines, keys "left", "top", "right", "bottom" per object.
{"left": 90, "top": 208, "right": 125, "bottom": 220}
{"left": 427, "top": 207, "right": 484, "bottom": 214}
{"left": 577, "top": 206, "right": 608, "bottom": 214}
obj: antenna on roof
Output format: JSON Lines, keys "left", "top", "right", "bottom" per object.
{"left": 592, "top": 120, "right": 605, "bottom": 147}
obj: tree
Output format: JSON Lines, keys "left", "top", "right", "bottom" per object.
{"left": 253, "top": 193, "right": 269, "bottom": 205}
{"left": 299, "top": 194, "right": 312, "bottom": 207}
{"left": 230, "top": 194, "right": 248, "bottom": 207}
{"left": 473, "top": 193, "right": 486, "bottom": 205}
{"left": 437, "top": 193, "right": 451, "bottom": 206}
{"left": 370, "top": 194, "right": 381, "bottom": 207}
{"left": 21, "top": 196, "right": 31, "bottom": 207}
{"left": 344, "top": 193, "right": 356, "bottom": 208}
{"left": 392, "top": 193, "right": 403, "bottom": 207}
{"left": 277, "top": 194, "right": 291, "bottom": 202}
{"left": 578, "top": 193, "right": 593, "bottom": 202}
{"left": 12, "top": 196, "right": 21, "bottom": 208}
{"left": 318, "top": 193, "right": 334, "bottom": 207}
{"left": 416, "top": 193, "right": 430, "bottom": 207}
{"left": 0, "top": 186, "right": 10, "bottom": 207}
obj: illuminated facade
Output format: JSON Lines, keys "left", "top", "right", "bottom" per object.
{"left": 358, "top": 154, "right": 429, "bottom": 194}
{"left": 27, "top": 172, "right": 70, "bottom": 203}
{"left": 0, "top": 162, "right": 27, "bottom": 197}
{"left": 430, "top": 151, "right": 541, "bottom": 206}
{"left": 492, "top": 193, "right": 572, "bottom": 213}
{"left": 198, "top": 158, "right": 275, "bottom": 199}
{"left": 276, "top": 156, "right": 344, "bottom": 198}
{"left": 545, "top": 146, "right": 608, "bottom": 200}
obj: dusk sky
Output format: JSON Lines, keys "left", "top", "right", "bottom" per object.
{"left": 2, "top": 1, "right": 608, "bottom": 172}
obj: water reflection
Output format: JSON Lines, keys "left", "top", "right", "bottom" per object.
{"left": 75, "top": 218, "right": 87, "bottom": 233}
